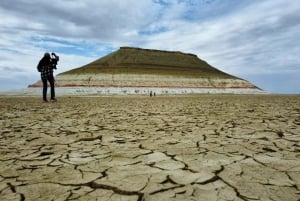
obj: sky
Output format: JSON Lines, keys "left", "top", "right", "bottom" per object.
{"left": 0, "top": 0, "right": 299, "bottom": 94}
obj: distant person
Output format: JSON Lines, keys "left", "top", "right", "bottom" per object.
{"left": 37, "top": 52, "right": 59, "bottom": 102}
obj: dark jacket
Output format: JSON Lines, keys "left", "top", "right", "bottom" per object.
{"left": 37, "top": 55, "right": 51, "bottom": 72}
{"left": 37, "top": 55, "right": 54, "bottom": 80}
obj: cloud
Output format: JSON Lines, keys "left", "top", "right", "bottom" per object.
{"left": 0, "top": 66, "right": 25, "bottom": 73}
{"left": 142, "top": 0, "right": 300, "bottom": 78}
{"left": 0, "top": 0, "right": 161, "bottom": 40}
{"left": 0, "top": 0, "right": 299, "bottom": 93}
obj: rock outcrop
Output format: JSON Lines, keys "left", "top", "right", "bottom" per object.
{"left": 29, "top": 47, "right": 263, "bottom": 94}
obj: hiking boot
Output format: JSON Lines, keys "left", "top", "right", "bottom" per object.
{"left": 50, "top": 98, "right": 57, "bottom": 102}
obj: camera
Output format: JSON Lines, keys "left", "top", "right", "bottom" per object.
{"left": 50, "top": 52, "right": 59, "bottom": 69}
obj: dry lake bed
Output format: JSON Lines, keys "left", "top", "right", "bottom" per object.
{"left": 0, "top": 95, "right": 300, "bottom": 201}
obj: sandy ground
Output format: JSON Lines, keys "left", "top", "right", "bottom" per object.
{"left": 0, "top": 95, "right": 299, "bottom": 201}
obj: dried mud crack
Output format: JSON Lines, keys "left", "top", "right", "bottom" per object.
{"left": 0, "top": 95, "right": 300, "bottom": 201}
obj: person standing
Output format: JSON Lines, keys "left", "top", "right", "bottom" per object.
{"left": 37, "top": 52, "right": 58, "bottom": 102}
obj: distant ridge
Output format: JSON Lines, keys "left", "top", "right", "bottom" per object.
{"left": 29, "top": 47, "right": 263, "bottom": 95}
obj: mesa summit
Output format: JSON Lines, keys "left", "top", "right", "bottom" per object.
{"left": 28, "top": 47, "right": 264, "bottom": 95}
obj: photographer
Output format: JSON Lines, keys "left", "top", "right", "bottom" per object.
{"left": 37, "top": 52, "right": 59, "bottom": 102}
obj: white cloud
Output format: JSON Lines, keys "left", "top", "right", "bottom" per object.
{"left": 140, "top": 0, "right": 300, "bottom": 77}
{"left": 0, "top": 0, "right": 299, "bottom": 93}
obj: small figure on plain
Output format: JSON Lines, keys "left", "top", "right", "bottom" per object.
{"left": 150, "top": 91, "right": 153, "bottom": 97}
{"left": 37, "top": 52, "right": 59, "bottom": 102}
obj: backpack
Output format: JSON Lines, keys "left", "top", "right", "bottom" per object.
{"left": 37, "top": 64, "right": 42, "bottom": 72}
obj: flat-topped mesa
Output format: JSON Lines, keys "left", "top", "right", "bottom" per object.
{"left": 60, "top": 46, "right": 223, "bottom": 76}
{"left": 29, "top": 47, "right": 263, "bottom": 94}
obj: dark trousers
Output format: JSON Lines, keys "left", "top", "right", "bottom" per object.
{"left": 42, "top": 75, "right": 55, "bottom": 100}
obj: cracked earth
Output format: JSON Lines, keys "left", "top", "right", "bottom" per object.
{"left": 0, "top": 95, "right": 300, "bottom": 201}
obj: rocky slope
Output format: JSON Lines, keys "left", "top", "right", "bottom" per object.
{"left": 29, "top": 47, "right": 263, "bottom": 94}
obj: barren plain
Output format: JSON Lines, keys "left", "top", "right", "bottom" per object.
{"left": 0, "top": 95, "right": 300, "bottom": 201}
